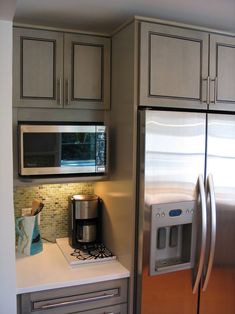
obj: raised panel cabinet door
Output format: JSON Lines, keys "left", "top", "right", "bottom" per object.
{"left": 209, "top": 34, "right": 235, "bottom": 111}
{"left": 13, "top": 28, "right": 64, "bottom": 108}
{"left": 139, "top": 22, "right": 209, "bottom": 110}
{"left": 64, "top": 33, "right": 110, "bottom": 109}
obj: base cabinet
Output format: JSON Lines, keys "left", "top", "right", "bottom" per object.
{"left": 17, "top": 279, "right": 128, "bottom": 314}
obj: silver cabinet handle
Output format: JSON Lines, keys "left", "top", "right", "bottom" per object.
{"left": 192, "top": 174, "right": 207, "bottom": 294}
{"left": 206, "top": 76, "right": 210, "bottom": 105}
{"left": 38, "top": 293, "right": 116, "bottom": 310}
{"left": 201, "top": 77, "right": 210, "bottom": 105}
{"left": 57, "top": 78, "right": 62, "bottom": 106}
{"left": 202, "top": 174, "right": 216, "bottom": 292}
{"left": 66, "top": 79, "right": 70, "bottom": 106}
{"left": 212, "top": 77, "right": 217, "bottom": 104}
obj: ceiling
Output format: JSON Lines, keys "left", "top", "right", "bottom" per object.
{"left": 0, "top": 0, "right": 17, "bottom": 21}
{"left": 14, "top": 0, "right": 235, "bottom": 35}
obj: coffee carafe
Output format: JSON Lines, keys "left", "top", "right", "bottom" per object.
{"left": 69, "top": 194, "right": 101, "bottom": 249}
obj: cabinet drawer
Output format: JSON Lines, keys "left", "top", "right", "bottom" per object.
{"left": 71, "top": 303, "right": 127, "bottom": 314}
{"left": 19, "top": 279, "right": 128, "bottom": 314}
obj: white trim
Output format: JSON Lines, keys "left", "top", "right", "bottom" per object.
{"left": 13, "top": 22, "right": 110, "bottom": 38}
{"left": 112, "top": 15, "right": 235, "bottom": 37}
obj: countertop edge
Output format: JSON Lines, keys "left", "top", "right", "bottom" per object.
{"left": 16, "top": 271, "right": 130, "bottom": 294}
{"left": 16, "top": 242, "right": 130, "bottom": 295}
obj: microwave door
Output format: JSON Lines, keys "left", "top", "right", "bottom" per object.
{"left": 61, "top": 132, "right": 97, "bottom": 173}
{"left": 21, "top": 132, "right": 61, "bottom": 175}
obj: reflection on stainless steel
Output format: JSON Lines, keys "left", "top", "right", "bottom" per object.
{"left": 199, "top": 114, "right": 235, "bottom": 313}
{"left": 207, "top": 115, "right": 235, "bottom": 267}
{"left": 144, "top": 110, "right": 206, "bottom": 205}
{"left": 136, "top": 109, "right": 235, "bottom": 314}
{"left": 136, "top": 110, "right": 206, "bottom": 314}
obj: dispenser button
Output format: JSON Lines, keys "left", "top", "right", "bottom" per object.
{"left": 161, "top": 212, "right": 165, "bottom": 217}
{"left": 156, "top": 213, "right": 160, "bottom": 218}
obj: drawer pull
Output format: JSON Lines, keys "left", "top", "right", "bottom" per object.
{"left": 39, "top": 293, "right": 116, "bottom": 310}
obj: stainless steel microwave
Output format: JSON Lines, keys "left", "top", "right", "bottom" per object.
{"left": 19, "top": 123, "right": 107, "bottom": 176}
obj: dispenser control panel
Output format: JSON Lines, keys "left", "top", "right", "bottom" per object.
{"left": 149, "top": 201, "right": 196, "bottom": 276}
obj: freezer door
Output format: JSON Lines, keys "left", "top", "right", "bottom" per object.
{"left": 136, "top": 110, "right": 207, "bottom": 314}
{"left": 200, "top": 114, "right": 235, "bottom": 314}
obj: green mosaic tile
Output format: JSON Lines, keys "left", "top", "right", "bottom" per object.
{"left": 14, "top": 183, "right": 94, "bottom": 242}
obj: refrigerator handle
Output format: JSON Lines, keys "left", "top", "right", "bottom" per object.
{"left": 192, "top": 175, "right": 207, "bottom": 294}
{"left": 202, "top": 174, "right": 217, "bottom": 292}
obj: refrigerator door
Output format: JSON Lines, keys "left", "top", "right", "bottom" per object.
{"left": 136, "top": 110, "right": 207, "bottom": 314}
{"left": 200, "top": 114, "right": 235, "bottom": 314}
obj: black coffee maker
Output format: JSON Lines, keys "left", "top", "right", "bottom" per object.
{"left": 69, "top": 194, "right": 102, "bottom": 249}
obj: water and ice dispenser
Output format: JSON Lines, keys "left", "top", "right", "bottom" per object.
{"left": 150, "top": 201, "right": 196, "bottom": 276}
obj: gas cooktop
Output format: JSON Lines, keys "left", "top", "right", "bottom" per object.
{"left": 56, "top": 238, "right": 116, "bottom": 266}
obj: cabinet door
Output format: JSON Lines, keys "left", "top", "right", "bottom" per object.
{"left": 13, "top": 28, "right": 63, "bottom": 108}
{"left": 64, "top": 33, "right": 110, "bottom": 109}
{"left": 209, "top": 34, "right": 235, "bottom": 111}
{"left": 140, "top": 22, "right": 209, "bottom": 109}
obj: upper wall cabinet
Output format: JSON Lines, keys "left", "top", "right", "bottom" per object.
{"left": 139, "top": 22, "right": 209, "bottom": 110}
{"left": 209, "top": 34, "right": 235, "bottom": 111}
{"left": 13, "top": 28, "right": 63, "bottom": 108}
{"left": 13, "top": 28, "right": 110, "bottom": 110}
{"left": 139, "top": 22, "right": 235, "bottom": 111}
{"left": 64, "top": 33, "right": 110, "bottom": 109}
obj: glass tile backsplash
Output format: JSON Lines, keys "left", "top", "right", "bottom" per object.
{"left": 14, "top": 183, "right": 94, "bottom": 242}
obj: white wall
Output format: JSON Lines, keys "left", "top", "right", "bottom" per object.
{"left": 0, "top": 20, "right": 16, "bottom": 314}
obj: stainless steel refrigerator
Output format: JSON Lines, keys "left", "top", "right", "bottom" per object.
{"left": 135, "top": 108, "right": 235, "bottom": 314}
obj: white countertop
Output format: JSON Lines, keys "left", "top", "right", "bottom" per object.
{"left": 16, "top": 242, "right": 130, "bottom": 294}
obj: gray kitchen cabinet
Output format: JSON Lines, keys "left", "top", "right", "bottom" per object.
{"left": 139, "top": 22, "right": 209, "bottom": 110}
{"left": 139, "top": 22, "right": 235, "bottom": 111}
{"left": 13, "top": 27, "right": 110, "bottom": 110}
{"left": 209, "top": 34, "right": 235, "bottom": 111}
{"left": 17, "top": 278, "right": 128, "bottom": 314}
{"left": 64, "top": 33, "right": 110, "bottom": 110}
{"left": 13, "top": 28, "right": 64, "bottom": 108}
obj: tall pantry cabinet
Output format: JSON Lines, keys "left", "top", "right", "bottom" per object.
{"left": 94, "top": 18, "right": 235, "bottom": 314}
